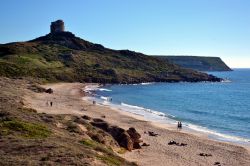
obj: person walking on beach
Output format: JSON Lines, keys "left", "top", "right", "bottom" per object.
{"left": 50, "top": 101, "right": 53, "bottom": 107}
{"left": 177, "top": 121, "right": 182, "bottom": 130}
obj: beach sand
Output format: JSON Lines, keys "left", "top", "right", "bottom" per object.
{"left": 24, "top": 83, "right": 250, "bottom": 166}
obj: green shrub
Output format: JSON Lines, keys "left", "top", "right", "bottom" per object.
{"left": 80, "top": 139, "right": 113, "bottom": 154}
{"left": 0, "top": 119, "right": 51, "bottom": 138}
{"left": 96, "top": 155, "right": 121, "bottom": 166}
{"left": 80, "top": 139, "right": 96, "bottom": 147}
{"left": 66, "top": 121, "right": 81, "bottom": 133}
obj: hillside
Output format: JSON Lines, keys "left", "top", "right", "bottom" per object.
{"left": 0, "top": 30, "right": 222, "bottom": 83}
{"left": 154, "top": 56, "right": 232, "bottom": 71}
{"left": 0, "top": 77, "right": 137, "bottom": 165}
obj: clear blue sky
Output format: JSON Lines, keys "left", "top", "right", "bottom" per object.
{"left": 1, "top": 0, "right": 250, "bottom": 68}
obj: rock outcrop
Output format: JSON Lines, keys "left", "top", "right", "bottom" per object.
{"left": 127, "top": 127, "right": 142, "bottom": 149}
{"left": 90, "top": 119, "right": 142, "bottom": 151}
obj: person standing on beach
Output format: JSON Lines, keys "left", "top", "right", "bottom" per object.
{"left": 50, "top": 101, "right": 53, "bottom": 107}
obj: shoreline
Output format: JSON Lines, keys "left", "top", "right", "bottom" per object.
{"left": 25, "top": 82, "right": 250, "bottom": 165}
{"left": 111, "top": 105, "right": 250, "bottom": 150}
{"left": 87, "top": 84, "right": 250, "bottom": 148}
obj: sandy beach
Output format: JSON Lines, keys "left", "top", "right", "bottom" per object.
{"left": 24, "top": 83, "right": 250, "bottom": 166}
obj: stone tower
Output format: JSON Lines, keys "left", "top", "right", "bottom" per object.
{"left": 50, "top": 20, "right": 65, "bottom": 33}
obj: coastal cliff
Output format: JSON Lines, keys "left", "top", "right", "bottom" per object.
{"left": 154, "top": 56, "right": 232, "bottom": 71}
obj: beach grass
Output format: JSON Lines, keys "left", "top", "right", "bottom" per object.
{"left": 0, "top": 119, "right": 51, "bottom": 138}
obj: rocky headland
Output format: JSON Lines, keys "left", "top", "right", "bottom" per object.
{"left": 0, "top": 20, "right": 222, "bottom": 84}
{"left": 154, "top": 56, "right": 232, "bottom": 71}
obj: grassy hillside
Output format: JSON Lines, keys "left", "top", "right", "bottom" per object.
{"left": 154, "top": 56, "right": 232, "bottom": 71}
{"left": 0, "top": 32, "right": 221, "bottom": 83}
{"left": 0, "top": 77, "right": 137, "bottom": 165}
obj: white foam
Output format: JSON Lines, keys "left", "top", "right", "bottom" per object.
{"left": 99, "top": 88, "right": 112, "bottom": 92}
{"left": 100, "top": 96, "right": 109, "bottom": 100}
{"left": 102, "top": 100, "right": 110, "bottom": 105}
{"left": 141, "top": 82, "right": 155, "bottom": 85}
{"left": 120, "top": 102, "right": 172, "bottom": 118}
{"left": 121, "top": 102, "right": 145, "bottom": 110}
{"left": 131, "top": 82, "right": 155, "bottom": 86}
{"left": 221, "top": 79, "right": 232, "bottom": 83}
{"left": 83, "top": 85, "right": 100, "bottom": 93}
{"left": 187, "top": 124, "right": 250, "bottom": 143}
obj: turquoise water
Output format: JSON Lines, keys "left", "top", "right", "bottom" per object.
{"left": 95, "top": 69, "right": 250, "bottom": 143}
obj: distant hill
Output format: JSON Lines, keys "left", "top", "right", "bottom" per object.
{"left": 0, "top": 21, "right": 222, "bottom": 83}
{"left": 154, "top": 56, "right": 232, "bottom": 71}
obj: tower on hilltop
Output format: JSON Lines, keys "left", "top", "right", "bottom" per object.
{"left": 50, "top": 20, "right": 65, "bottom": 33}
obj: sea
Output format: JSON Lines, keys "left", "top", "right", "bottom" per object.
{"left": 89, "top": 69, "right": 250, "bottom": 144}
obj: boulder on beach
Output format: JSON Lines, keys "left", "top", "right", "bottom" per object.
{"left": 82, "top": 115, "right": 91, "bottom": 120}
{"left": 168, "top": 140, "right": 187, "bottom": 146}
{"left": 127, "top": 127, "right": 142, "bottom": 149}
{"left": 109, "top": 126, "right": 125, "bottom": 139}
{"left": 141, "top": 143, "right": 150, "bottom": 146}
{"left": 90, "top": 119, "right": 142, "bottom": 151}
{"left": 45, "top": 88, "right": 53, "bottom": 94}
{"left": 148, "top": 131, "right": 158, "bottom": 136}
{"left": 119, "top": 131, "right": 133, "bottom": 151}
